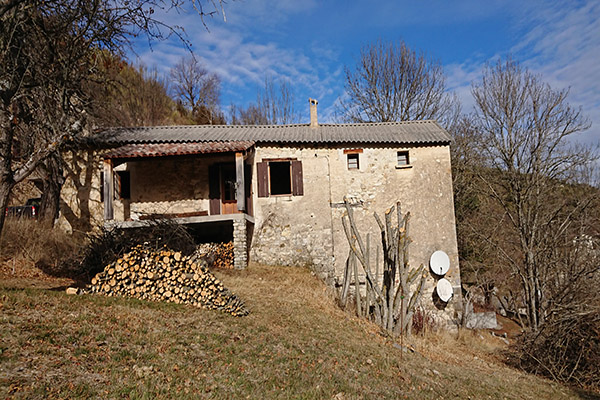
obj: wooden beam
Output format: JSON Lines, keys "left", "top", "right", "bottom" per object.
{"left": 235, "top": 152, "right": 246, "bottom": 211}
{"left": 103, "top": 159, "right": 114, "bottom": 220}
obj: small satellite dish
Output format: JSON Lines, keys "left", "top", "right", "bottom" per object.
{"left": 436, "top": 279, "right": 453, "bottom": 302}
{"left": 430, "top": 250, "right": 450, "bottom": 276}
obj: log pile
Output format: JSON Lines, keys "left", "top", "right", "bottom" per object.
{"left": 87, "top": 244, "right": 249, "bottom": 316}
{"left": 193, "top": 242, "right": 234, "bottom": 269}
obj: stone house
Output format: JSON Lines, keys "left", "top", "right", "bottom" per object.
{"left": 95, "top": 100, "right": 461, "bottom": 318}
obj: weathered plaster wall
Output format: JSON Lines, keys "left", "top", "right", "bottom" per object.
{"left": 250, "top": 144, "right": 461, "bottom": 323}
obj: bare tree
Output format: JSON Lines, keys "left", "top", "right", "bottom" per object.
{"left": 230, "top": 76, "right": 299, "bottom": 125}
{"left": 170, "top": 55, "right": 222, "bottom": 124}
{"left": 338, "top": 39, "right": 456, "bottom": 124}
{"left": 471, "top": 57, "right": 597, "bottom": 332}
{"left": 0, "top": 0, "right": 226, "bottom": 235}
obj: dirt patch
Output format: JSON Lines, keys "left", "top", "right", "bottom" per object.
{"left": 493, "top": 314, "right": 524, "bottom": 339}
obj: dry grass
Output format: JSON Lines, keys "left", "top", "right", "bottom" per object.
{"left": 0, "top": 218, "right": 83, "bottom": 275}
{"left": 0, "top": 263, "right": 591, "bottom": 399}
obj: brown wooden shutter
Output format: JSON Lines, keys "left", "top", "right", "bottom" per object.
{"left": 256, "top": 162, "right": 269, "bottom": 198}
{"left": 291, "top": 160, "right": 303, "bottom": 196}
{"left": 208, "top": 165, "right": 221, "bottom": 215}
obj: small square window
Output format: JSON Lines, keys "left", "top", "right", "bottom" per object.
{"left": 397, "top": 151, "right": 410, "bottom": 167}
{"left": 347, "top": 153, "right": 359, "bottom": 170}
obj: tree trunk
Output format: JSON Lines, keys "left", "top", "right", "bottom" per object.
{"left": 60, "top": 150, "right": 95, "bottom": 237}
{"left": 0, "top": 109, "right": 15, "bottom": 236}
{"left": 38, "top": 155, "right": 64, "bottom": 228}
{"left": 0, "top": 178, "right": 14, "bottom": 239}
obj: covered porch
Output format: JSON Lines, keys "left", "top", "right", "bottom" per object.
{"left": 102, "top": 141, "right": 255, "bottom": 269}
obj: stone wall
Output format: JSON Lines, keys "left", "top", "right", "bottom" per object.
{"left": 112, "top": 154, "right": 234, "bottom": 221}
{"left": 250, "top": 143, "right": 462, "bottom": 323}
{"left": 250, "top": 146, "right": 336, "bottom": 282}
{"left": 57, "top": 150, "right": 104, "bottom": 234}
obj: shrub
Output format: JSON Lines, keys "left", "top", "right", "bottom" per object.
{"left": 508, "top": 275, "right": 600, "bottom": 392}
{"left": 63, "top": 220, "right": 197, "bottom": 280}
{"left": 412, "top": 306, "right": 437, "bottom": 335}
{"left": 0, "top": 218, "right": 82, "bottom": 271}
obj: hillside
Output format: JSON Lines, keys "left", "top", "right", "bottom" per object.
{"left": 0, "top": 264, "right": 590, "bottom": 399}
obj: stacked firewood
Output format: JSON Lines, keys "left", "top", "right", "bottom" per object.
{"left": 193, "top": 242, "right": 234, "bottom": 269}
{"left": 87, "top": 244, "right": 249, "bottom": 316}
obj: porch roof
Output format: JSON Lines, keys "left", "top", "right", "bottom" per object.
{"left": 98, "top": 120, "right": 452, "bottom": 146}
{"left": 103, "top": 141, "right": 255, "bottom": 159}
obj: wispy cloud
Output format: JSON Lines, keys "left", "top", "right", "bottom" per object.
{"left": 131, "top": 0, "right": 338, "bottom": 121}
{"left": 130, "top": 1, "right": 600, "bottom": 131}
{"left": 446, "top": 1, "right": 599, "bottom": 144}
{"left": 445, "top": 58, "right": 487, "bottom": 114}
{"left": 512, "top": 1, "right": 600, "bottom": 144}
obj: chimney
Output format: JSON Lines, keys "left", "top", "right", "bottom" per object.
{"left": 309, "top": 98, "right": 318, "bottom": 127}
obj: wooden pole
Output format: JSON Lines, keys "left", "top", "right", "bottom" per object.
{"left": 103, "top": 159, "right": 114, "bottom": 220}
{"left": 352, "top": 252, "right": 361, "bottom": 317}
{"left": 235, "top": 152, "right": 246, "bottom": 212}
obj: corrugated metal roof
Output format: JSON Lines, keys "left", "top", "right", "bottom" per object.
{"left": 104, "top": 141, "right": 255, "bottom": 159}
{"left": 98, "top": 120, "right": 451, "bottom": 146}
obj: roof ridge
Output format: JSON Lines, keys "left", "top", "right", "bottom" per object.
{"left": 319, "top": 120, "right": 437, "bottom": 127}
{"left": 105, "top": 120, "right": 437, "bottom": 130}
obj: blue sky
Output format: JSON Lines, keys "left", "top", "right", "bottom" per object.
{"left": 132, "top": 0, "right": 599, "bottom": 144}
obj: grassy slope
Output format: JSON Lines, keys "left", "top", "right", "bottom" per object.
{"left": 0, "top": 264, "right": 584, "bottom": 399}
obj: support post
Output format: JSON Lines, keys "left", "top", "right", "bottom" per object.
{"left": 233, "top": 216, "right": 248, "bottom": 269}
{"left": 235, "top": 152, "right": 246, "bottom": 212}
{"left": 103, "top": 159, "right": 114, "bottom": 220}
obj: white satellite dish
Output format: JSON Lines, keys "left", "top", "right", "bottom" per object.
{"left": 436, "top": 279, "right": 453, "bottom": 302}
{"left": 430, "top": 250, "right": 450, "bottom": 276}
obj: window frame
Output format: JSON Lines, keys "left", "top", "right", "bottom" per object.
{"left": 347, "top": 153, "right": 360, "bottom": 170}
{"left": 396, "top": 150, "right": 412, "bottom": 169}
{"left": 344, "top": 148, "right": 363, "bottom": 171}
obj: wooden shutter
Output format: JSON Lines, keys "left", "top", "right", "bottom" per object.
{"left": 256, "top": 162, "right": 269, "bottom": 198}
{"left": 291, "top": 160, "right": 303, "bottom": 196}
{"left": 208, "top": 165, "right": 220, "bottom": 215}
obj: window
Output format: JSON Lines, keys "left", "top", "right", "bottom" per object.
{"left": 347, "top": 153, "right": 359, "bottom": 170}
{"left": 257, "top": 159, "right": 303, "bottom": 197}
{"left": 344, "top": 149, "right": 363, "bottom": 170}
{"left": 397, "top": 151, "right": 410, "bottom": 167}
{"left": 100, "top": 172, "right": 104, "bottom": 202}
{"left": 116, "top": 170, "right": 131, "bottom": 199}
{"left": 220, "top": 165, "right": 237, "bottom": 201}
{"left": 269, "top": 161, "right": 292, "bottom": 195}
